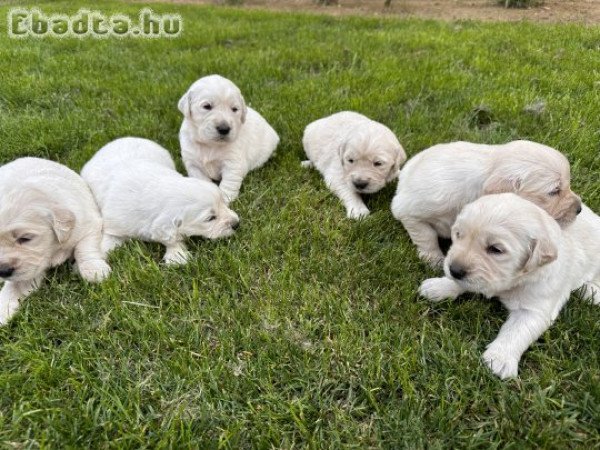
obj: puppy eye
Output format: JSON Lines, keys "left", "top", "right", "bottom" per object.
{"left": 486, "top": 245, "right": 504, "bottom": 255}
{"left": 347, "top": 158, "right": 355, "bottom": 164}
{"left": 232, "top": 107, "right": 239, "bottom": 112}
{"left": 549, "top": 187, "right": 561, "bottom": 196}
{"left": 16, "top": 236, "right": 33, "bottom": 244}
{"left": 373, "top": 161, "right": 383, "bottom": 167}
{"left": 206, "top": 215, "right": 217, "bottom": 222}
{"left": 203, "top": 104, "right": 212, "bottom": 111}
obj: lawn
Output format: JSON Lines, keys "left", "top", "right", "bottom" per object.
{"left": 0, "top": 1, "right": 599, "bottom": 448}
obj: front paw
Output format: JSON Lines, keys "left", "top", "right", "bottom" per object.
{"left": 482, "top": 346, "right": 519, "bottom": 380}
{"left": 419, "top": 277, "right": 460, "bottom": 302}
{"left": 163, "top": 249, "right": 190, "bottom": 266}
{"left": 418, "top": 249, "right": 445, "bottom": 268}
{"left": 347, "top": 204, "right": 370, "bottom": 220}
{"left": 220, "top": 189, "right": 239, "bottom": 204}
{"left": 0, "top": 300, "right": 20, "bottom": 326}
{"left": 78, "top": 259, "right": 111, "bottom": 282}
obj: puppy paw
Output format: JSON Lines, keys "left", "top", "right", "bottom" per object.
{"left": 419, "top": 277, "right": 460, "bottom": 302}
{"left": 418, "top": 250, "right": 445, "bottom": 268}
{"left": 482, "top": 347, "right": 519, "bottom": 380}
{"left": 220, "top": 190, "right": 239, "bottom": 204}
{"left": 0, "top": 302, "right": 19, "bottom": 326}
{"left": 163, "top": 249, "right": 190, "bottom": 266}
{"left": 582, "top": 282, "right": 600, "bottom": 305}
{"left": 300, "top": 160, "right": 314, "bottom": 169}
{"left": 347, "top": 205, "right": 370, "bottom": 220}
{"left": 78, "top": 259, "right": 111, "bottom": 282}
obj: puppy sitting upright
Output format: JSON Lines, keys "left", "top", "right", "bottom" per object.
{"left": 178, "top": 75, "right": 280, "bottom": 203}
{"left": 420, "top": 193, "right": 600, "bottom": 380}
{"left": 0, "top": 158, "right": 111, "bottom": 325}
{"left": 391, "top": 140, "right": 582, "bottom": 267}
{"left": 81, "top": 137, "right": 240, "bottom": 265}
{"left": 302, "top": 111, "right": 406, "bottom": 219}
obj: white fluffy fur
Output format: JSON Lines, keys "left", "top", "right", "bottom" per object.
{"left": 178, "top": 75, "right": 279, "bottom": 202}
{"left": 81, "top": 137, "right": 240, "bottom": 265}
{"left": 419, "top": 193, "right": 600, "bottom": 379}
{"left": 302, "top": 111, "right": 406, "bottom": 219}
{"left": 392, "top": 140, "right": 582, "bottom": 266}
{"left": 0, "top": 158, "right": 110, "bottom": 325}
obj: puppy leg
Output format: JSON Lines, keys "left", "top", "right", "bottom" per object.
{"left": 0, "top": 276, "right": 43, "bottom": 325}
{"left": 74, "top": 232, "right": 111, "bottom": 282}
{"left": 327, "top": 177, "right": 370, "bottom": 219}
{"left": 163, "top": 241, "right": 190, "bottom": 265}
{"left": 401, "top": 217, "right": 445, "bottom": 267}
{"left": 219, "top": 164, "right": 245, "bottom": 203}
{"left": 185, "top": 164, "right": 213, "bottom": 183}
{"left": 482, "top": 308, "right": 552, "bottom": 380}
{"left": 101, "top": 234, "right": 125, "bottom": 256}
{"left": 419, "top": 277, "right": 465, "bottom": 302}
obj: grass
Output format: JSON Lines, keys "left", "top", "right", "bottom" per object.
{"left": 0, "top": 1, "right": 599, "bottom": 447}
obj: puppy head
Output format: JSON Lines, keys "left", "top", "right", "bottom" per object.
{"left": 177, "top": 180, "right": 240, "bottom": 240}
{"left": 444, "top": 193, "right": 559, "bottom": 297}
{"left": 483, "top": 144, "right": 581, "bottom": 227}
{"left": 339, "top": 125, "right": 405, "bottom": 194}
{"left": 0, "top": 189, "right": 75, "bottom": 282}
{"left": 178, "top": 75, "right": 247, "bottom": 145}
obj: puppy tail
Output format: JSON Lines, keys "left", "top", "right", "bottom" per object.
{"left": 301, "top": 160, "right": 314, "bottom": 169}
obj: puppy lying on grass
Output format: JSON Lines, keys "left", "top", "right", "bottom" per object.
{"left": 0, "top": 158, "right": 110, "bottom": 325}
{"left": 178, "top": 75, "right": 279, "bottom": 203}
{"left": 392, "top": 140, "right": 582, "bottom": 267}
{"left": 302, "top": 111, "right": 406, "bottom": 219}
{"left": 81, "top": 137, "right": 240, "bottom": 265}
{"left": 419, "top": 193, "right": 600, "bottom": 379}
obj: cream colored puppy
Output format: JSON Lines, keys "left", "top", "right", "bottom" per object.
{"left": 391, "top": 140, "right": 582, "bottom": 267}
{"left": 81, "top": 137, "right": 240, "bottom": 265}
{"left": 178, "top": 75, "right": 279, "bottom": 202}
{"left": 420, "top": 193, "right": 600, "bottom": 379}
{"left": 0, "top": 158, "right": 110, "bottom": 325}
{"left": 302, "top": 111, "right": 406, "bottom": 219}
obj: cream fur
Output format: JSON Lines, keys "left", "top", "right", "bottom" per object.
{"left": 419, "top": 193, "right": 600, "bottom": 379}
{"left": 178, "top": 75, "right": 279, "bottom": 202}
{"left": 391, "top": 140, "right": 582, "bottom": 267}
{"left": 302, "top": 111, "right": 406, "bottom": 219}
{"left": 0, "top": 157, "right": 110, "bottom": 325}
{"left": 81, "top": 137, "right": 240, "bottom": 265}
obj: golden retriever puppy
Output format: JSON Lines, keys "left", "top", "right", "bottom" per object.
{"left": 178, "top": 75, "right": 279, "bottom": 203}
{"left": 302, "top": 111, "right": 406, "bottom": 219}
{"left": 419, "top": 193, "right": 600, "bottom": 379}
{"left": 391, "top": 140, "right": 582, "bottom": 267}
{"left": 0, "top": 158, "right": 110, "bottom": 325}
{"left": 81, "top": 137, "right": 240, "bottom": 265}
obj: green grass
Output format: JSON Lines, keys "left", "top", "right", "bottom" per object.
{"left": 0, "top": 1, "right": 599, "bottom": 447}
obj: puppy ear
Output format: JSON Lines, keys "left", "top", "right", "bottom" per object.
{"left": 483, "top": 174, "right": 522, "bottom": 195}
{"left": 521, "top": 238, "right": 558, "bottom": 274}
{"left": 239, "top": 93, "right": 248, "bottom": 124}
{"left": 177, "top": 90, "right": 192, "bottom": 118}
{"left": 386, "top": 146, "right": 406, "bottom": 182}
{"left": 51, "top": 208, "right": 76, "bottom": 244}
{"left": 338, "top": 140, "right": 348, "bottom": 164}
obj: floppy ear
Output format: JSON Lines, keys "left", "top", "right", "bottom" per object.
{"left": 239, "top": 93, "right": 248, "bottom": 124}
{"left": 521, "top": 237, "right": 558, "bottom": 274}
{"left": 51, "top": 208, "right": 76, "bottom": 244}
{"left": 483, "top": 174, "right": 522, "bottom": 195}
{"left": 177, "top": 90, "right": 192, "bottom": 118}
{"left": 338, "top": 140, "right": 348, "bottom": 165}
{"left": 387, "top": 146, "right": 406, "bottom": 182}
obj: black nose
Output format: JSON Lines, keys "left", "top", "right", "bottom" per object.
{"left": 449, "top": 263, "right": 467, "bottom": 280}
{"left": 0, "top": 266, "right": 15, "bottom": 278}
{"left": 353, "top": 180, "right": 369, "bottom": 190}
{"left": 576, "top": 204, "right": 582, "bottom": 215}
{"left": 232, "top": 220, "right": 240, "bottom": 230}
{"left": 216, "top": 124, "right": 231, "bottom": 136}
